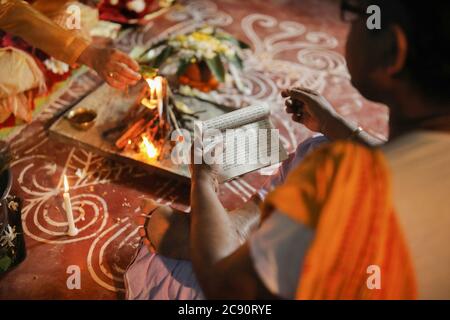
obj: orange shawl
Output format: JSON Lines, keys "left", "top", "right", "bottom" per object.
{"left": 262, "top": 141, "right": 417, "bottom": 299}
{"left": 0, "top": 0, "right": 90, "bottom": 65}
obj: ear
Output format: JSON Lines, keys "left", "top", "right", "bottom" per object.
{"left": 386, "top": 25, "right": 408, "bottom": 75}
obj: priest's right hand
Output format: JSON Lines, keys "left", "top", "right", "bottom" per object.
{"left": 77, "top": 44, "right": 141, "bottom": 90}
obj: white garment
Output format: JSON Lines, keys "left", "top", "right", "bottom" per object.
{"left": 249, "top": 212, "right": 314, "bottom": 299}
{"left": 249, "top": 131, "right": 450, "bottom": 300}
{"left": 383, "top": 131, "right": 450, "bottom": 299}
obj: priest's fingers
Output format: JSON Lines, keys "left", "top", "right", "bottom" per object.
{"left": 112, "top": 62, "right": 141, "bottom": 83}
{"left": 105, "top": 74, "right": 127, "bottom": 90}
{"left": 281, "top": 89, "right": 290, "bottom": 98}
{"left": 287, "top": 88, "right": 317, "bottom": 105}
{"left": 285, "top": 98, "right": 305, "bottom": 114}
{"left": 112, "top": 49, "right": 140, "bottom": 72}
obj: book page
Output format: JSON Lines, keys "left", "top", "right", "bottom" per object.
{"left": 202, "top": 104, "right": 270, "bottom": 131}
{"left": 202, "top": 118, "right": 288, "bottom": 182}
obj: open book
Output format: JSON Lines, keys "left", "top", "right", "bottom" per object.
{"left": 199, "top": 105, "right": 288, "bottom": 182}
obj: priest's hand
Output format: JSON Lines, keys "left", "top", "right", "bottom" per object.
{"left": 281, "top": 87, "right": 339, "bottom": 133}
{"left": 77, "top": 44, "right": 141, "bottom": 90}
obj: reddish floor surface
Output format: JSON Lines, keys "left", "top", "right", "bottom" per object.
{"left": 0, "top": 0, "right": 387, "bottom": 299}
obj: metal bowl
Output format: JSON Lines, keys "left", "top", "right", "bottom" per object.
{"left": 66, "top": 107, "right": 97, "bottom": 131}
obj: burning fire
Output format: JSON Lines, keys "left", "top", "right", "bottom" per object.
{"left": 142, "top": 76, "right": 164, "bottom": 110}
{"left": 140, "top": 136, "right": 159, "bottom": 159}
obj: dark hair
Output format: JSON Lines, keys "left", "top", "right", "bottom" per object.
{"left": 373, "top": 0, "right": 450, "bottom": 99}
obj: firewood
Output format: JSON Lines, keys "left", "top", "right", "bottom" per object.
{"left": 115, "top": 118, "right": 147, "bottom": 149}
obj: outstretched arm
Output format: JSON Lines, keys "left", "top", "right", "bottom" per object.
{"left": 0, "top": 0, "right": 141, "bottom": 89}
{"left": 282, "top": 88, "right": 385, "bottom": 146}
{"left": 0, "top": 0, "right": 89, "bottom": 65}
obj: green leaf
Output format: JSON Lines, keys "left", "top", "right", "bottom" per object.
{"left": 152, "top": 46, "right": 174, "bottom": 68}
{"left": 237, "top": 39, "right": 251, "bottom": 49}
{"left": 139, "top": 65, "right": 159, "bottom": 78}
{"left": 225, "top": 53, "right": 243, "bottom": 70}
{"left": 206, "top": 55, "right": 226, "bottom": 83}
{"left": 176, "top": 59, "right": 191, "bottom": 76}
{"left": 216, "top": 34, "right": 250, "bottom": 49}
{"left": 148, "top": 39, "right": 169, "bottom": 51}
{"left": 0, "top": 255, "right": 12, "bottom": 272}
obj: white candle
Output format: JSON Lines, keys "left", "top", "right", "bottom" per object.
{"left": 63, "top": 175, "right": 79, "bottom": 237}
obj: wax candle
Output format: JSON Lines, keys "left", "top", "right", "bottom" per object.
{"left": 63, "top": 175, "right": 79, "bottom": 237}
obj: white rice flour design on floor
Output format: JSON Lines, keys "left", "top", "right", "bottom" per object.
{"left": 12, "top": 147, "right": 136, "bottom": 244}
{"left": 87, "top": 217, "right": 140, "bottom": 293}
{"left": 11, "top": 1, "right": 355, "bottom": 293}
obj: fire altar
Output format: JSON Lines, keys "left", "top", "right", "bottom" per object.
{"left": 49, "top": 76, "right": 228, "bottom": 182}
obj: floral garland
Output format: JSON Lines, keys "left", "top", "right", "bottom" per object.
{"left": 138, "top": 26, "right": 250, "bottom": 93}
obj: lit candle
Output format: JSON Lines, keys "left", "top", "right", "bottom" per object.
{"left": 63, "top": 175, "right": 79, "bottom": 237}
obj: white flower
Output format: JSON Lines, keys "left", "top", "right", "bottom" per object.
{"left": 44, "top": 58, "right": 69, "bottom": 75}
{"left": 7, "top": 200, "right": 18, "bottom": 212}
{"left": 0, "top": 225, "right": 17, "bottom": 249}
{"left": 127, "top": 0, "right": 146, "bottom": 13}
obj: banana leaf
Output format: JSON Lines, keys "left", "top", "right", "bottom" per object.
{"left": 176, "top": 59, "right": 191, "bottom": 76}
{"left": 216, "top": 33, "right": 250, "bottom": 49}
{"left": 205, "top": 55, "right": 226, "bottom": 83}
{"left": 152, "top": 46, "right": 174, "bottom": 68}
{"left": 148, "top": 39, "right": 169, "bottom": 51}
{"left": 139, "top": 65, "right": 159, "bottom": 78}
{"left": 224, "top": 53, "right": 244, "bottom": 70}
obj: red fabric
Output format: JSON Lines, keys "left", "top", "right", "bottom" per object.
{"left": 98, "top": 0, "right": 158, "bottom": 24}
{"left": 0, "top": 33, "right": 71, "bottom": 128}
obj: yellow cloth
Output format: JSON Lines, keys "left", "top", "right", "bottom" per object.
{"left": 262, "top": 141, "right": 417, "bottom": 299}
{"left": 0, "top": 47, "right": 46, "bottom": 122}
{"left": 0, "top": 0, "right": 90, "bottom": 65}
{"left": 32, "top": 1, "right": 99, "bottom": 40}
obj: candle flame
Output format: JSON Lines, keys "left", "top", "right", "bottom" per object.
{"left": 140, "top": 136, "right": 159, "bottom": 159}
{"left": 63, "top": 174, "right": 69, "bottom": 193}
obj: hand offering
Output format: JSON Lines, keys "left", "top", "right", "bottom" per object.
{"left": 78, "top": 44, "right": 141, "bottom": 90}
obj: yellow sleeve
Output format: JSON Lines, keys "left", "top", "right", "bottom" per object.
{"left": 32, "top": 0, "right": 73, "bottom": 18}
{"left": 0, "top": 0, "right": 90, "bottom": 65}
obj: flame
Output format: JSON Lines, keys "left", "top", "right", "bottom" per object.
{"left": 140, "top": 136, "right": 159, "bottom": 159}
{"left": 145, "top": 78, "right": 156, "bottom": 98}
{"left": 143, "top": 78, "right": 157, "bottom": 109}
{"left": 63, "top": 174, "right": 69, "bottom": 193}
{"left": 154, "top": 76, "right": 163, "bottom": 98}
{"left": 143, "top": 76, "right": 165, "bottom": 110}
